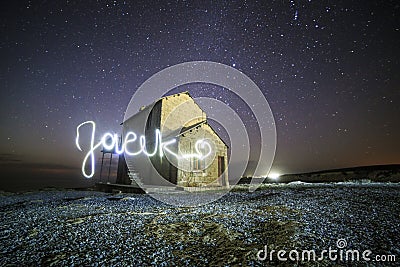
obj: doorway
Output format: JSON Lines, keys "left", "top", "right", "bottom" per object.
{"left": 218, "top": 156, "right": 226, "bottom": 186}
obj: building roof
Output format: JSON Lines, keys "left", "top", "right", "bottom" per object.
{"left": 122, "top": 91, "right": 191, "bottom": 124}
{"left": 163, "top": 120, "right": 207, "bottom": 139}
{"left": 121, "top": 91, "right": 228, "bottom": 147}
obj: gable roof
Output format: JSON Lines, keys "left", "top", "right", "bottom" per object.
{"left": 163, "top": 120, "right": 229, "bottom": 148}
{"left": 163, "top": 120, "right": 206, "bottom": 139}
{"left": 122, "top": 91, "right": 192, "bottom": 124}
{"left": 121, "top": 91, "right": 228, "bottom": 147}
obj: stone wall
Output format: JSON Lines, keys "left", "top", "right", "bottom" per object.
{"left": 177, "top": 123, "right": 229, "bottom": 187}
{"left": 119, "top": 92, "right": 229, "bottom": 187}
{"left": 160, "top": 93, "right": 205, "bottom": 134}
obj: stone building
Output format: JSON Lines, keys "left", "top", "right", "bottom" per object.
{"left": 116, "top": 92, "right": 229, "bottom": 188}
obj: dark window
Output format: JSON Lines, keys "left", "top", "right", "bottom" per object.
{"left": 193, "top": 158, "right": 204, "bottom": 171}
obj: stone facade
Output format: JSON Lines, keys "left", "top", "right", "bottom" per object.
{"left": 117, "top": 92, "right": 229, "bottom": 188}
{"left": 177, "top": 123, "right": 228, "bottom": 187}
{"left": 159, "top": 93, "right": 205, "bottom": 134}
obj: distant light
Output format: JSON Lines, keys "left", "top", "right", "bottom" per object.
{"left": 268, "top": 172, "right": 281, "bottom": 180}
{"left": 232, "top": 63, "right": 236, "bottom": 67}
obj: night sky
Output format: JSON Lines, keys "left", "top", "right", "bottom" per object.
{"left": 1, "top": 0, "right": 399, "bottom": 190}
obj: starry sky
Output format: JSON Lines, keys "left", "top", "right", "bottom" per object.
{"left": 1, "top": 0, "right": 399, "bottom": 190}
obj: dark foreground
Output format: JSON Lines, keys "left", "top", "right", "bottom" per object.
{"left": 0, "top": 183, "right": 399, "bottom": 266}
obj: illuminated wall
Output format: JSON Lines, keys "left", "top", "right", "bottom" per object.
{"left": 119, "top": 92, "right": 229, "bottom": 187}
{"left": 177, "top": 123, "right": 228, "bottom": 187}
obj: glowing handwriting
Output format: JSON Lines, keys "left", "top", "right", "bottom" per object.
{"left": 75, "top": 121, "right": 212, "bottom": 178}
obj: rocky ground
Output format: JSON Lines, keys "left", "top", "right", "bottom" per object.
{"left": 0, "top": 183, "right": 399, "bottom": 266}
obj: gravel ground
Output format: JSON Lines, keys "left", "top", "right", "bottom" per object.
{"left": 0, "top": 183, "right": 399, "bottom": 266}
